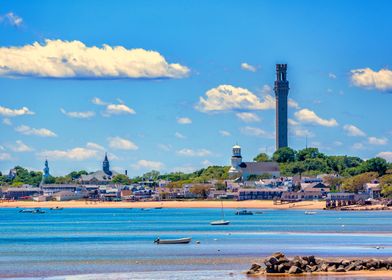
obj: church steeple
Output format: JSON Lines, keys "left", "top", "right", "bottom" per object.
{"left": 102, "top": 152, "right": 111, "bottom": 175}
{"left": 43, "top": 159, "right": 50, "bottom": 178}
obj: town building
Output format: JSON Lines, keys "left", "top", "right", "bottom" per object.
{"left": 228, "top": 144, "right": 280, "bottom": 180}
{"left": 79, "top": 153, "right": 119, "bottom": 184}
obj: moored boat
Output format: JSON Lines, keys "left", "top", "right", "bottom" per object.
{"left": 210, "top": 220, "right": 230, "bottom": 225}
{"left": 305, "top": 211, "right": 317, "bottom": 215}
{"left": 154, "top": 237, "right": 191, "bottom": 244}
{"left": 235, "top": 209, "right": 253, "bottom": 215}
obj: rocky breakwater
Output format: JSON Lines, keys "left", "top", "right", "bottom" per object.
{"left": 247, "top": 252, "right": 392, "bottom": 275}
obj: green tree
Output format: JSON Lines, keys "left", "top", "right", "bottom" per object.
{"left": 380, "top": 174, "right": 392, "bottom": 197}
{"left": 272, "top": 147, "right": 296, "bottom": 163}
{"left": 341, "top": 172, "right": 378, "bottom": 193}
{"left": 253, "top": 153, "right": 270, "bottom": 162}
{"left": 112, "top": 174, "right": 132, "bottom": 185}
{"left": 361, "top": 157, "right": 388, "bottom": 175}
{"left": 297, "top": 147, "right": 325, "bottom": 161}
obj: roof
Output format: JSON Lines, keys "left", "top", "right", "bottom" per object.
{"left": 239, "top": 161, "right": 280, "bottom": 174}
{"left": 80, "top": 170, "right": 119, "bottom": 182}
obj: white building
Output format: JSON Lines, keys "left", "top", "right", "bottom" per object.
{"left": 228, "top": 144, "right": 280, "bottom": 180}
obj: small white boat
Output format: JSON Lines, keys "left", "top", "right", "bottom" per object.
{"left": 210, "top": 220, "right": 230, "bottom": 225}
{"left": 154, "top": 237, "right": 191, "bottom": 244}
{"left": 305, "top": 211, "right": 317, "bottom": 215}
{"left": 235, "top": 209, "right": 253, "bottom": 215}
{"left": 210, "top": 201, "right": 230, "bottom": 225}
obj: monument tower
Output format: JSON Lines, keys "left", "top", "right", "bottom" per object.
{"left": 274, "top": 64, "right": 289, "bottom": 149}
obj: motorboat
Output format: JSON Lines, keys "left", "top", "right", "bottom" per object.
{"left": 154, "top": 237, "right": 191, "bottom": 244}
{"left": 305, "top": 211, "right": 317, "bottom": 215}
{"left": 50, "top": 206, "right": 63, "bottom": 210}
{"left": 235, "top": 209, "right": 253, "bottom": 215}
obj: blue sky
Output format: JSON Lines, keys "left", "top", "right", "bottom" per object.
{"left": 0, "top": 0, "right": 391, "bottom": 176}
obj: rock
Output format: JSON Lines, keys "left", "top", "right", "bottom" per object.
{"left": 288, "top": 266, "right": 302, "bottom": 274}
{"left": 369, "top": 267, "right": 376, "bottom": 271}
{"left": 249, "top": 263, "right": 261, "bottom": 271}
{"left": 341, "top": 259, "right": 350, "bottom": 266}
{"left": 308, "top": 255, "right": 316, "bottom": 265}
{"left": 327, "top": 265, "right": 336, "bottom": 272}
{"left": 278, "top": 256, "right": 289, "bottom": 263}
{"left": 336, "top": 267, "right": 346, "bottom": 272}
{"left": 272, "top": 252, "right": 285, "bottom": 259}
{"left": 319, "top": 263, "right": 329, "bottom": 272}
{"left": 268, "top": 257, "right": 279, "bottom": 265}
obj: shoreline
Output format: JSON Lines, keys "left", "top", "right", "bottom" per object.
{"left": 0, "top": 200, "right": 326, "bottom": 210}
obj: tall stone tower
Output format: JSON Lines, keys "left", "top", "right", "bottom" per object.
{"left": 274, "top": 64, "right": 289, "bottom": 150}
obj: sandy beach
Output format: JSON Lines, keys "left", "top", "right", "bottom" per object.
{"left": 0, "top": 199, "right": 327, "bottom": 210}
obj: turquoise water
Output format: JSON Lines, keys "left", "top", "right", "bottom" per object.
{"left": 1, "top": 208, "right": 392, "bottom": 279}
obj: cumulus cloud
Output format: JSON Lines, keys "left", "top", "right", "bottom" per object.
{"left": 236, "top": 112, "right": 261, "bottom": 122}
{"left": 241, "top": 62, "right": 257, "bottom": 72}
{"left": 368, "top": 136, "right": 388, "bottom": 145}
{"left": 240, "top": 126, "right": 274, "bottom": 138}
{"left": 108, "top": 136, "right": 138, "bottom": 150}
{"left": 0, "top": 106, "right": 34, "bottom": 117}
{"left": 343, "top": 124, "right": 366, "bottom": 137}
{"left": 2, "top": 118, "right": 12, "bottom": 126}
{"left": 288, "top": 118, "right": 300, "bottom": 126}
{"left": 60, "top": 108, "right": 95, "bottom": 119}
{"left": 294, "top": 108, "right": 338, "bottom": 127}
{"left": 196, "top": 85, "right": 275, "bottom": 112}
{"left": 351, "top": 68, "right": 392, "bottom": 91}
{"left": 377, "top": 151, "right": 392, "bottom": 162}
{"left": 177, "top": 117, "right": 192, "bottom": 124}
{"left": 0, "top": 152, "right": 12, "bottom": 160}
{"left": 86, "top": 142, "right": 105, "bottom": 151}
{"left": 328, "top": 73, "right": 337, "bottom": 79}
{"left": 177, "top": 148, "right": 212, "bottom": 157}
{"left": 288, "top": 98, "right": 300, "bottom": 109}
{"left": 0, "top": 39, "right": 190, "bottom": 79}
{"left": 175, "top": 132, "right": 186, "bottom": 139}
{"left": 290, "top": 127, "right": 314, "bottom": 138}
{"left": 92, "top": 97, "right": 135, "bottom": 116}
{"left": 132, "top": 159, "right": 164, "bottom": 170}
{"left": 0, "top": 12, "right": 23, "bottom": 26}
{"left": 219, "top": 130, "right": 231, "bottom": 137}
{"left": 9, "top": 140, "right": 33, "bottom": 152}
{"left": 15, "top": 125, "right": 57, "bottom": 137}
{"left": 38, "top": 147, "right": 98, "bottom": 160}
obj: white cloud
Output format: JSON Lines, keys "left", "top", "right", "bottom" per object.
{"left": 333, "top": 141, "right": 343, "bottom": 146}
{"left": 351, "top": 68, "right": 392, "bottom": 91}
{"left": 288, "top": 118, "right": 300, "bottom": 126}
{"left": 290, "top": 127, "right": 314, "bottom": 138}
{"left": 60, "top": 108, "right": 95, "bottom": 119}
{"left": 15, "top": 125, "right": 57, "bottom": 137}
{"left": 219, "top": 130, "right": 231, "bottom": 137}
{"left": 175, "top": 132, "right": 186, "bottom": 139}
{"left": 158, "top": 144, "right": 171, "bottom": 151}
{"left": 288, "top": 98, "right": 300, "bottom": 109}
{"left": 104, "top": 104, "right": 135, "bottom": 115}
{"left": 0, "top": 152, "right": 11, "bottom": 160}
{"left": 328, "top": 73, "right": 337, "bottom": 79}
{"left": 0, "top": 106, "right": 34, "bottom": 117}
{"left": 368, "top": 136, "right": 388, "bottom": 145}
{"left": 196, "top": 85, "right": 275, "bottom": 112}
{"left": 86, "top": 142, "right": 105, "bottom": 151}
{"left": 352, "top": 142, "right": 365, "bottom": 150}
{"left": 294, "top": 108, "right": 338, "bottom": 127}
{"left": 177, "top": 117, "right": 192, "bottom": 124}
{"left": 343, "top": 124, "right": 366, "bottom": 137}
{"left": 240, "top": 126, "right": 274, "bottom": 138}
{"left": 2, "top": 118, "right": 12, "bottom": 126}
{"left": 236, "top": 112, "right": 261, "bottom": 122}
{"left": 92, "top": 98, "right": 135, "bottom": 116}
{"left": 0, "top": 39, "right": 189, "bottom": 79}
{"left": 177, "top": 148, "right": 212, "bottom": 157}
{"left": 240, "top": 62, "right": 257, "bottom": 72}
{"left": 132, "top": 159, "right": 164, "bottom": 170}
{"left": 38, "top": 147, "right": 98, "bottom": 160}
{"left": 0, "top": 12, "right": 23, "bottom": 26}
{"left": 9, "top": 140, "right": 33, "bottom": 152}
{"left": 108, "top": 136, "right": 138, "bottom": 150}
{"left": 377, "top": 151, "right": 392, "bottom": 162}
{"left": 201, "top": 160, "right": 212, "bottom": 166}
{"left": 91, "top": 97, "right": 108, "bottom": 106}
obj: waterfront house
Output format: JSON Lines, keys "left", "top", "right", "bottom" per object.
{"left": 2, "top": 187, "right": 41, "bottom": 200}
{"left": 238, "top": 187, "right": 286, "bottom": 200}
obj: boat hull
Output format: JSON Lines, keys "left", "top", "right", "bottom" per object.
{"left": 210, "top": 220, "right": 230, "bottom": 225}
{"left": 154, "top": 238, "right": 191, "bottom": 244}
